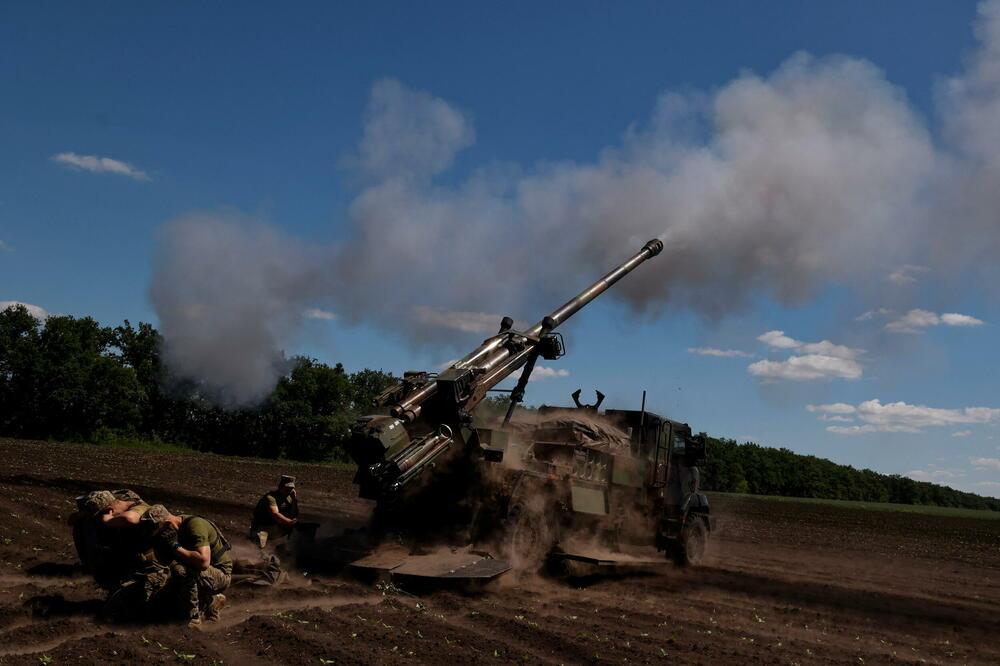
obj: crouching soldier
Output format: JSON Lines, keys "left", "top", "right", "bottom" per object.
{"left": 70, "top": 489, "right": 152, "bottom": 589}
{"left": 249, "top": 475, "right": 298, "bottom": 551}
{"left": 145, "top": 505, "right": 232, "bottom": 628}
{"left": 70, "top": 490, "right": 174, "bottom": 621}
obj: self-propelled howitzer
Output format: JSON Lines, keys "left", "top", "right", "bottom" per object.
{"left": 346, "top": 239, "right": 664, "bottom": 507}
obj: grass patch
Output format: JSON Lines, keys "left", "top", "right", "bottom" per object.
{"left": 711, "top": 492, "right": 1000, "bottom": 519}
{"left": 91, "top": 435, "right": 195, "bottom": 455}
{"left": 12, "top": 436, "right": 358, "bottom": 472}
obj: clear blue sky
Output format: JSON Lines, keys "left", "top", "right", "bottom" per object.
{"left": 2, "top": 1, "right": 999, "bottom": 496}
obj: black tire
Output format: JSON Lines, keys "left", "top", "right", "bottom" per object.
{"left": 674, "top": 519, "right": 707, "bottom": 567}
{"left": 504, "top": 504, "right": 557, "bottom": 571}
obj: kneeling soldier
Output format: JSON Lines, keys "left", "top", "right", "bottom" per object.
{"left": 249, "top": 475, "right": 298, "bottom": 551}
{"left": 71, "top": 489, "right": 153, "bottom": 589}
{"left": 69, "top": 490, "right": 175, "bottom": 620}
{"left": 145, "top": 505, "right": 232, "bottom": 628}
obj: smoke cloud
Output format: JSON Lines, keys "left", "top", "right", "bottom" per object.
{"left": 150, "top": 213, "right": 331, "bottom": 404}
{"left": 936, "top": 0, "right": 1000, "bottom": 265}
{"left": 352, "top": 78, "right": 476, "bottom": 182}
{"left": 150, "top": 1, "right": 1000, "bottom": 404}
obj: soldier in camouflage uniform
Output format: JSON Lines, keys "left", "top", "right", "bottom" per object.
{"left": 70, "top": 489, "right": 153, "bottom": 588}
{"left": 145, "top": 505, "right": 232, "bottom": 628}
{"left": 249, "top": 474, "right": 299, "bottom": 551}
{"left": 103, "top": 554, "right": 174, "bottom": 622}
{"left": 69, "top": 490, "right": 174, "bottom": 621}
{"left": 91, "top": 489, "right": 152, "bottom": 526}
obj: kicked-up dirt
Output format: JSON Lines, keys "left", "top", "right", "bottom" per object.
{"left": 0, "top": 437, "right": 998, "bottom": 665}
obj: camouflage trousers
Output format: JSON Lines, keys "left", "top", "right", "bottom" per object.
{"left": 171, "top": 563, "right": 232, "bottom": 620}
{"left": 104, "top": 563, "right": 172, "bottom": 621}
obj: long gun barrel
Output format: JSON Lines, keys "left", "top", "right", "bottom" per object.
{"left": 349, "top": 238, "right": 663, "bottom": 501}
{"left": 389, "top": 239, "right": 664, "bottom": 421}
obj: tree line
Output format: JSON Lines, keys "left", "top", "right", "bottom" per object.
{"left": 1, "top": 303, "right": 996, "bottom": 510}
{"left": 0, "top": 304, "right": 396, "bottom": 461}
{"left": 701, "top": 437, "right": 1000, "bottom": 512}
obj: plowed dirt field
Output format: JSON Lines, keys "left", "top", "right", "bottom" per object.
{"left": 1, "top": 438, "right": 998, "bottom": 665}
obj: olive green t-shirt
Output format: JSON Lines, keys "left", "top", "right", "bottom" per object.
{"left": 180, "top": 516, "right": 233, "bottom": 571}
{"left": 250, "top": 491, "right": 298, "bottom": 534}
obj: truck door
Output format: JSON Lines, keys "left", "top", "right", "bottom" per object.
{"left": 651, "top": 422, "right": 671, "bottom": 488}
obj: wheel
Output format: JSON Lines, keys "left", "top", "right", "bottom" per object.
{"left": 673, "top": 519, "right": 707, "bottom": 567}
{"left": 504, "top": 504, "right": 557, "bottom": 572}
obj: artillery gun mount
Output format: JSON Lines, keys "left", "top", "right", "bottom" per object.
{"left": 332, "top": 239, "right": 714, "bottom": 584}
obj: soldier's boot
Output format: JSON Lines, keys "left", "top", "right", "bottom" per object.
{"left": 205, "top": 594, "right": 227, "bottom": 622}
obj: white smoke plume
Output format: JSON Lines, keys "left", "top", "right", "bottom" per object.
{"left": 150, "top": 1, "right": 1000, "bottom": 404}
{"left": 334, "top": 52, "right": 936, "bottom": 331}
{"left": 936, "top": 0, "right": 1000, "bottom": 266}
{"left": 150, "top": 213, "right": 332, "bottom": 404}
{"left": 351, "top": 78, "right": 475, "bottom": 182}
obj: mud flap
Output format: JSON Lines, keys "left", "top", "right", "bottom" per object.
{"left": 348, "top": 546, "right": 511, "bottom": 582}
{"left": 548, "top": 549, "right": 666, "bottom": 568}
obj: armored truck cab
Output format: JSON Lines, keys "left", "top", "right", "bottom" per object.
{"left": 500, "top": 400, "right": 714, "bottom": 566}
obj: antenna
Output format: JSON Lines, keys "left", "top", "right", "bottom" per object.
{"left": 639, "top": 389, "right": 647, "bottom": 430}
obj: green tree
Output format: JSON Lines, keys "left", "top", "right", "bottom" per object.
{"left": 0, "top": 304, "right": 43, "bottom": 435}
{"left": 348, "top": 368, "right": 397, "bottom": 412}
{"left": 35, "top": 315, "right": 142, "bottom": 439}
{"left": 113, "top": 321, "right": 167, "bottom": 434}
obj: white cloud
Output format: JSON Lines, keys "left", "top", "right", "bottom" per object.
{"left": 826, "top": 424, "right": 882, "bottom": 435}
{"left": 0, "top": 300, "right": 48, "bottom": 320}
{"left": 758, "top": 334, "right": 861, "bottom": 358}
{"left": 825, "top": 399, "right": 1000, "bottom": 435}
{"left": 855, "top": 308, "right": 892, "bottom": 322}
{"left": 885, "top": 308, "right": 984, "bottom": 333}
{"left": 411, "top": 306, "right": 506, "bottom": 334}
{"left": 885, "top": 309, "right": 939, "bottom": 332}
{"left": 940, "top": 313, "right": 984, "bottom": 327}
{"left": 753, "top": 331, "right": 864, "bottom": 381}
{"left": 51, "top": 152, "right": 150, "bottom": 181}
{"left": 970, "top": 456, "right": 1000, "bottom": 471}
{"left": 757, "top": 330, "right": 801, "bottom": 349}
{"left": 887, "top": 264, "right": 929, "bottom": 285}
{"left": 687, "top": 347, "right": 752, "bottom": 358}
{"left": 748, "top": 354, "right": 863, "bottom": 381}
{"left": 808, "top": 403, "right": 859, "bottom": 423}
{"left": 807, "top": 402, "right": 857, "bottom": 414}
{"left": 860, "top": 399, "right": 1000, "bottom": 429}
{"left": 905, "top": 467, "right": 964, "bottom": 481}
{"left": 952, "top": 430, "right": 973, "bottom": 438}
{"left": 304, "top": 308, "right": 337, "bottom": 321}
{"left": 0, "top": 240, "right": 11, "bottom": 252}
{"left": 533, "top": 366, "right": 570, "bottom": 379}
{"left": 798, "top": 340, "right": 860, "bottom": 360}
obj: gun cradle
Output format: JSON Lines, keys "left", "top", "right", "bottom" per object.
{"left": 348, "top": 239, "right": 664, "bottom": 507}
